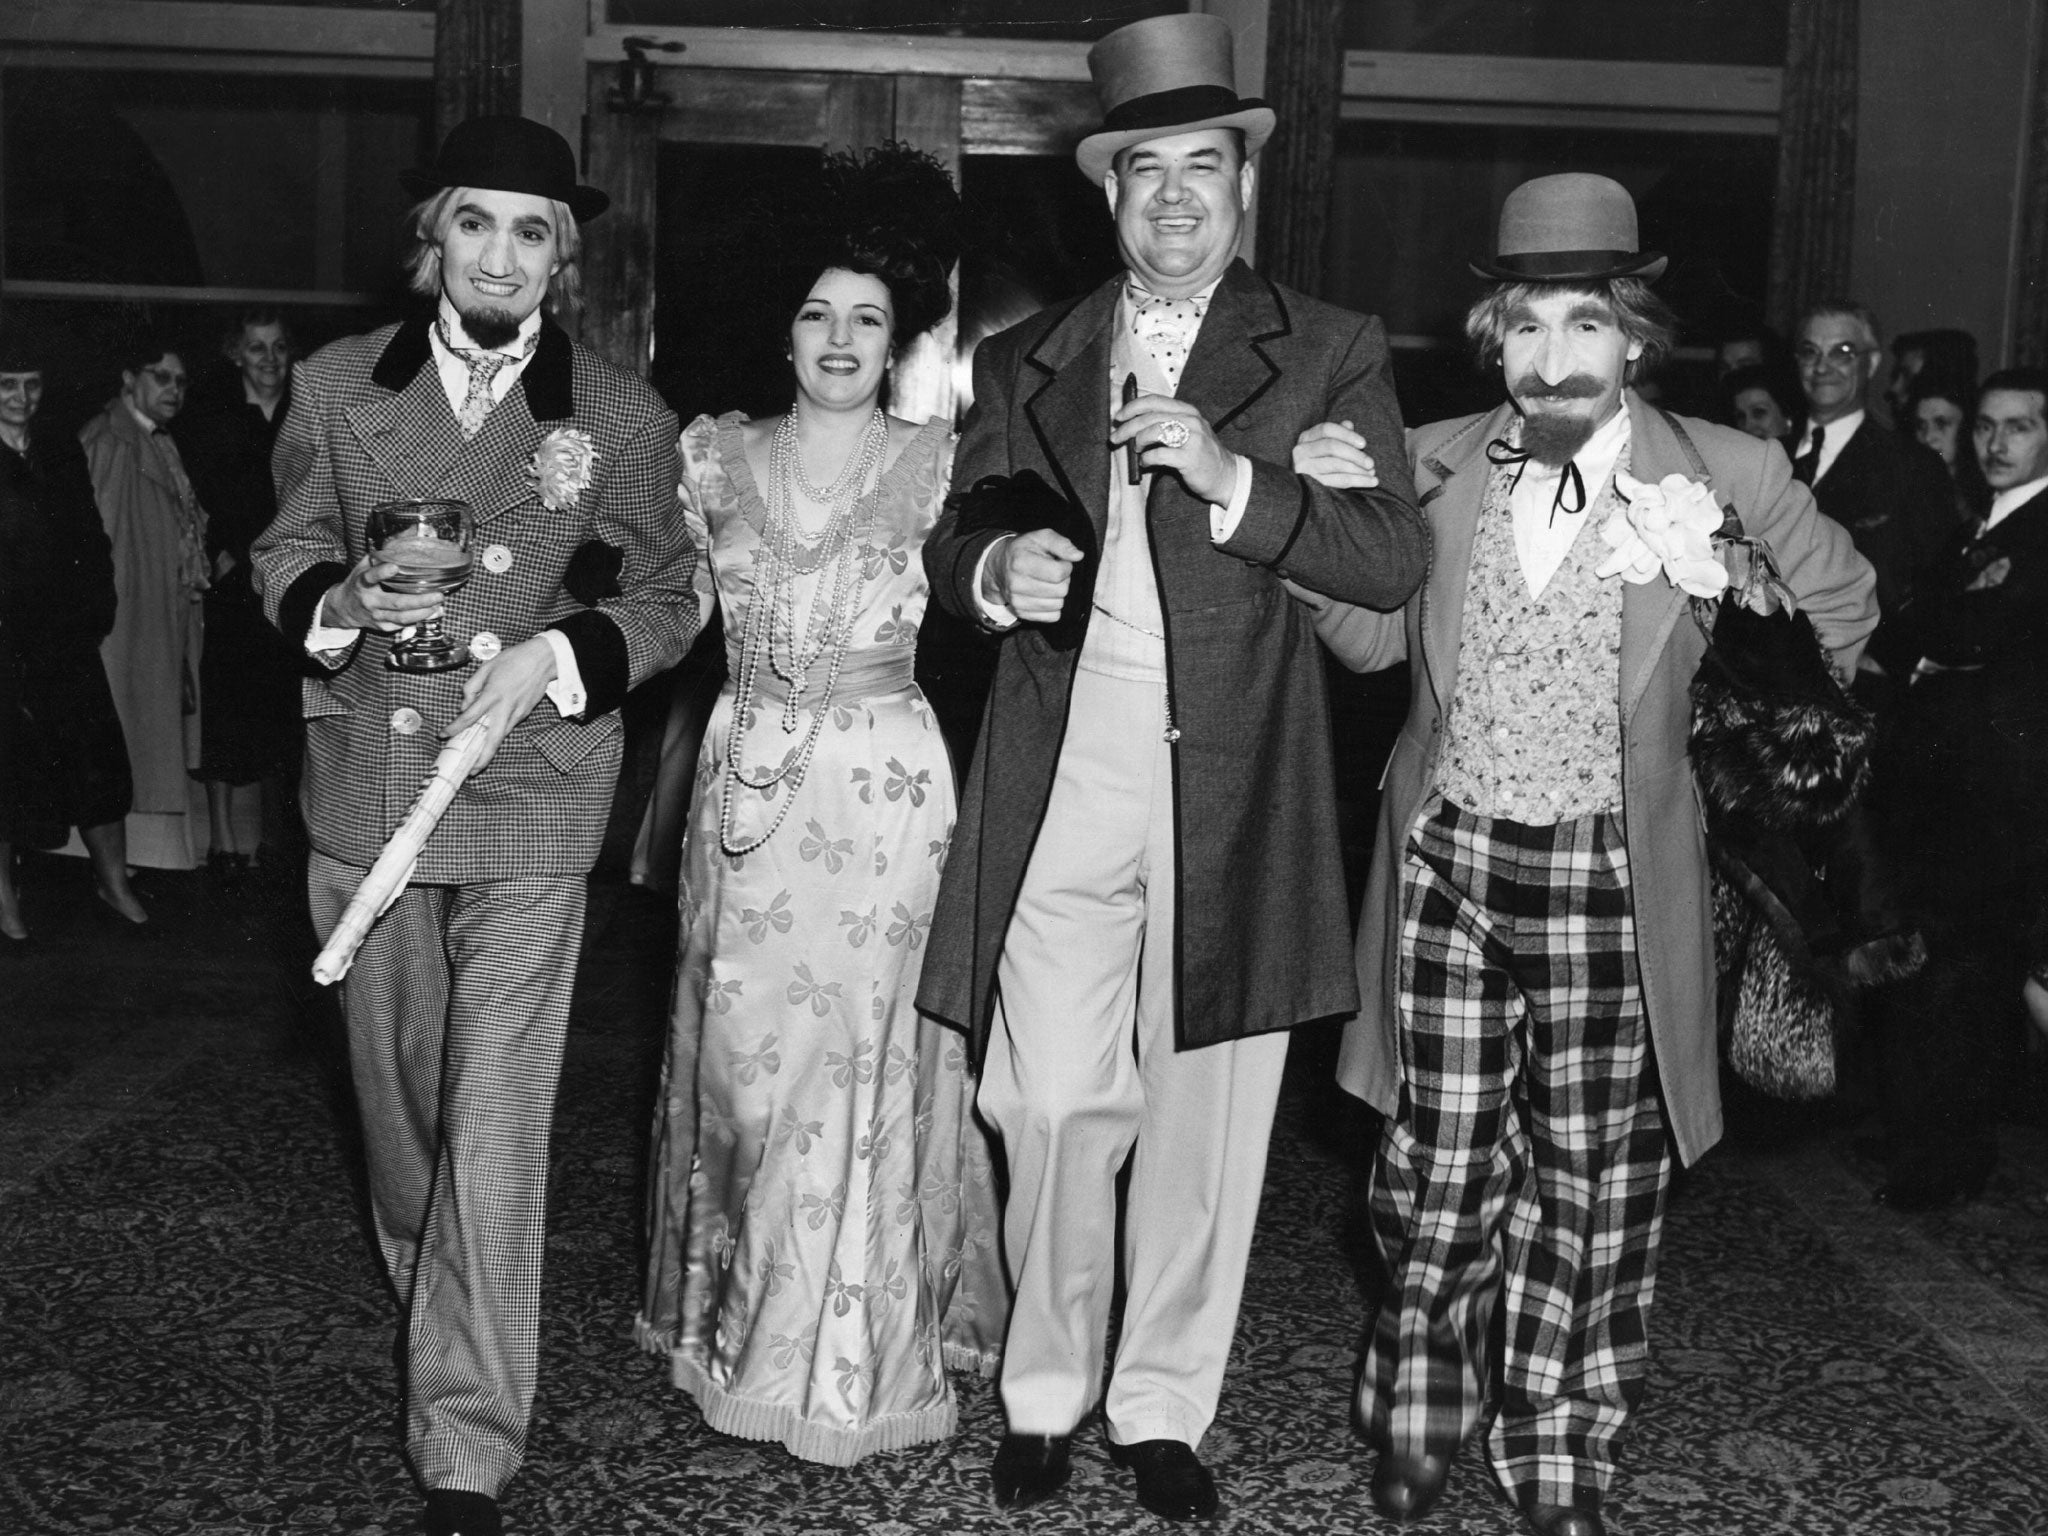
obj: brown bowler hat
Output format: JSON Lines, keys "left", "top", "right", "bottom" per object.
{"left": 1074, "top": 14, "right": 1276, "bottom": 184}
{"left": 1471, "top": 173, "right": 1666, "bottom": 282}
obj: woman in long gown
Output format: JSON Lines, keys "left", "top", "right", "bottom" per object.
{"left": 639, "top": 146, "right": 1005, "bottom": 1465}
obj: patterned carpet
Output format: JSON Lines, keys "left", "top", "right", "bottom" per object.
{"left": 3, "top": 855, "right": 2047, "bottom": 1536}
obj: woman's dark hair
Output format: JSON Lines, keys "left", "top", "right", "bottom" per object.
{"left": 775, "top": 142, "right": 963, "bottom": 348}
{"left": 223, "top": 307, "right": 296, "bottom": 360}
{"left": 1719, "top": 362, "right": 1800, "bottom": 429}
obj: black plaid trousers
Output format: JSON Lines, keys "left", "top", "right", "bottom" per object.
{"left": 1361, "top": 796, "right": 1672, "bottom": 1513}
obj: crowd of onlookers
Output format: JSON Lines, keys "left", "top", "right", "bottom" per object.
{"left": 1705, "top": 302, "right": 2048, "bottom": 1208}
{"left": 0, "top": 310, "right": 303, "bottom": 942}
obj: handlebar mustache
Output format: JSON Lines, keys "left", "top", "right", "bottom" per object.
{"left": 1511, "top": 373, "right": 1606, "bottom": 402}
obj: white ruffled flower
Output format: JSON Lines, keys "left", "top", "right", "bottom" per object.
{"left": 527, "top": 427, "right": 598, "bottom": 512}
{"left": 1596, "top": 469, "right": 1731, "bottom": 598}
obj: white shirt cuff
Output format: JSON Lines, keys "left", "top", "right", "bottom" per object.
{"left": 972, "top": 535, "right": 1022, "bottom": 631}
{"left": 1210, "top": 454, "right": 1252, "bottom": 543}
{"left": 539, "top": 628, "right": 587, "bottom": 718}
{"left": 306, "top": 592, "right": 362, "bottom": 656}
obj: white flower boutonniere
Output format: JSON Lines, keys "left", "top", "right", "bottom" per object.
{"left": 528, "top": 427, "right": 598, "bottom": 512}
{"left": 1596, "top": 470, "right": 1731, "bottom": 599}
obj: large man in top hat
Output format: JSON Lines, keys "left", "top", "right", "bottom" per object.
{"left": 1302, "top": 176, "right": 1875, "bottom": 1535}
{"left": 916, "top": 13, "right": 1428, "bottom": 1522}
{"left": 253, "top": 116, "right": 693, "bottom": 1536}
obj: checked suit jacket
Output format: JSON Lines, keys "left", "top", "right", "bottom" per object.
{"left": 254, "top": 314, "right": 695, "bottom": 884}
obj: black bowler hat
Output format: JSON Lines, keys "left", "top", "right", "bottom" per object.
{"left": 1471, "top": 173, "right": 1666, "bottom": 283}
{"left": 401, "top": 115, "right": 610, "bottom": 223}
{"left": 1075, "top": 14, "right": 1275, "bottom": 184}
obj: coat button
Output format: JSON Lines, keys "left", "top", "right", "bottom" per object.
{"left": 390, "top": 707, "right": 423, "bottom": 736}
{"left": 481, "top": 543, "right": 513, "bottom": 575}
{"left": 469, "top": 631, "right": 503, "bottom": 662}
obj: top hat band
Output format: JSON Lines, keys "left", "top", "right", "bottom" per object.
{"left": 1100, "top": 84, "right": 1265, "bottom": 137}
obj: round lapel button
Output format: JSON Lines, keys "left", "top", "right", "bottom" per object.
{"left": 389, "top": 707, "right": 423, "bottom": 736}
{"left": 481, "top": 543, "right": 514, "bottom": 575}
{"left": 469, "top": 631, "right": 503, "bottom": 662}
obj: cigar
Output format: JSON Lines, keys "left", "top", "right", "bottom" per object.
{"left": 1123, "top": 372, "right": 1142, "bottom": 484}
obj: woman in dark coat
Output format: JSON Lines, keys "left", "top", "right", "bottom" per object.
{"left": 174, "top": 310, "right": 302, "bottom": 874}
{"left": 0, "top": 332, "right": 146, "bottom": 938}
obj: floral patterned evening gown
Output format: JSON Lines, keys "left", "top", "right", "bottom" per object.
{"left": 638, "top": 412, "right": 1004, "bottom": 1465}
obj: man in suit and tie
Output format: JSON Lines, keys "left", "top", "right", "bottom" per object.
{"left": 1864, "top": 368, "right": 2048, "bottom": 1209}
{"left": 1302, "top": 175, "right": 1875, "bottom": 1536}
{"left": 253, "top": 116, "right": 694, "bottom": 1536}
{"left": 1789, "top": 300, "right": 1955, "bottom": 649}
{"left": 916, "top": 13, "right": 1428, "bottom": 1522}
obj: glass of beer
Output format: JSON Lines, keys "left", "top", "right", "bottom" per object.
{"left": 365, "top": 498, "right": 474, "bottom": 671}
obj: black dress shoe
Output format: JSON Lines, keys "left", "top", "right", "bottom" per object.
{"left": 1371, "top": 1450, "right": 1451, "bottom": 1523}
{"left": 424, "top": 1489, "right": 502, "bottom": 1536}
{"left": 1107, "top": 1438, "right": 1219, "bottom": 1521}
{"left": 992, "top": 1433, "right": 1071, "bottom": 1510}
{"left": 1528, "top": 1502, "right": 1605, "bottom": 1536}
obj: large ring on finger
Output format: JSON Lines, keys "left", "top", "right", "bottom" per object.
{"left": 1157, "top": 419, "right": 1191, "bottom": 449}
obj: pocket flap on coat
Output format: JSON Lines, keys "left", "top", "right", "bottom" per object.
{"left": 529, "top": 714, "right": 614, "bottom": 775}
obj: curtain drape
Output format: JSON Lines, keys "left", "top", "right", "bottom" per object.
{"left": 1767, "top": 0, "right": 1859, "bottom": 333}
{"left": 1254, "top": 0, "right": 1348, "bottom": 298}
{"left": 2011, "top": 9, "right": 2048, "bottom": 364}
{"left": 434, "top": 0, "right": 523, "bottom": 144}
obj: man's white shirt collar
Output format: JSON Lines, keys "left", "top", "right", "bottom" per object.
{"left": 1798, "top": 408, "right": 1862, "bottom": 483}
{"left": 1513, "top": 404, "right": 1631, "bottom": 599}
{"left": 1985, "top": 473, "right": 2048, "bottom": 532}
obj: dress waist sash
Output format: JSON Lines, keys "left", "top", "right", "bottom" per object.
{"left": 725, "top": 644, "right": 917, "bottom": 706}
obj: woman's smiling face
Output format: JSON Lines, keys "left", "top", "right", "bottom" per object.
{"left": 791, "top": 268, "right": 894, "bottom": 411}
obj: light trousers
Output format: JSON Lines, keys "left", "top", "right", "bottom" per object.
{"left": 979, "top": 668, "right": 1288, "bottom": 1448}
{"left": 310, "top": 852, "right": 585, "bottom": 1497}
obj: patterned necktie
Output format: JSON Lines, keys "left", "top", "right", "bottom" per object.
{"left": 437, "top": 319, "right": 535, "bottom": 439}
{"left": 1792, "top": 423, "right": 1824, "bottom": 485}
{"left": 1130, "top": 285, "right": 1209, "bottom": 394}
{"left": 453, "top": 350, "right": 511, "bottom": 439}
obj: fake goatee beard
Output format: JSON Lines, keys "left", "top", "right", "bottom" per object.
{"left": 455, "top": 302, "right": 523, "bottom": 351}
{"left": 1511, "top": 371, "right": 1608, "bottom": 467}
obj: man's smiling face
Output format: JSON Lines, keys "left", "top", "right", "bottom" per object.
{"left": 1105, "top": 128, "right": 1252, "bottom": 299}
{"left": 438, "top": 188, "right": 560, "bottom": 344}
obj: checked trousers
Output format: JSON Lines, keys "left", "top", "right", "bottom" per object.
{"left": 1361, "top": 798, "right": 1672, "bottom": 1513}
{"left": 310, "top": 853, "right": 585, "bottom": 1498}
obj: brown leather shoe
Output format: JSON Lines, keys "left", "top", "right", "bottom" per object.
{"left": 1371, "top": 1450, "right": 1452, "bottom": 1523}
{"left": 992, "top": 1433, "right": 1072, "bottom": 1509}
{"left": 1528, "top": 1503, "right": 1606, "bottom": 1536}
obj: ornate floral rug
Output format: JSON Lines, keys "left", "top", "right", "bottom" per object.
{"left": 3, "top": 862, "right": 2046, "bottom": 1535}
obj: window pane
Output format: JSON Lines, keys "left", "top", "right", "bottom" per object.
{"left": 1345, "top": 0, "right": 1789, "bottom": 67}
{"left": 609, "top": 0, "right": 1183, "bottom": 39}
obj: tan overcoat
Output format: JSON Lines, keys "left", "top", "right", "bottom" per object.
{"left": 1304, "top": 393, "right": 1877, "bottom": 1165}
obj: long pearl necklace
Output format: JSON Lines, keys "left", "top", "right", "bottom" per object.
{"left": 720, "top": 407, "right": 888, "bottom": 857}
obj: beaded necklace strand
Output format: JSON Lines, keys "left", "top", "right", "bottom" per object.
{"left": 720, "top": 408, "right": 888, "bottom": 857}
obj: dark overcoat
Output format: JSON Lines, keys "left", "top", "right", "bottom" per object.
{"left": 1808, "top": 418, "right": 1955, "bottom": 621}
{"left": 252, "top": 315, "right": 695, "bottom": 883}
{"left": 917, "top": 259, "right": 1429, "bottom": 1057}
{"left": 1305, "top": 395, "right": 1877, "bottom": 1165}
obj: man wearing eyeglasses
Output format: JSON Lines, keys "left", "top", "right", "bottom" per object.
{"left": 1790, "top": 301, "right": 1956, "bottom": 652}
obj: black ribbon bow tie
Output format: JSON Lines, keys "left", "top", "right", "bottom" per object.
{"left": 1487, "top": 437, "right": 1587, "bottom": 525}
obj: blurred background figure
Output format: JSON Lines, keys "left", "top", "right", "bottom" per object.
{"left": 1719, "top": 360, "right": 1800, "bottom": 444}
{"left": 1789, "top": 300, "right": 1956, "bottom": 651}
{"left": 1886, "top": 326, "right": 1979, "bottom": 422}
{"left": 0, "top": 328, "right": 146, "bottom": 938}
{"left": 1715, "top": 320, "right": 1791, "bottom": 378}
{"left": 174, "top": 310, "right": 302, "bottom": 881}
{"left": 81, "top": 335, "right": 208, "bottom": 873}
{"left": 1906, "top": 375, "right": 1991, "bottom": 522}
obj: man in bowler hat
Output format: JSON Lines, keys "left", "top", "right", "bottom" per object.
{"left": 254, "top": 117, "right": 694, "bottom": 1536}
{"left": 916, "top": 13, "right": 1428, "bottom": 1522}
{"left": 1301, "top": 175, "right": 1874, "bottom": 1535}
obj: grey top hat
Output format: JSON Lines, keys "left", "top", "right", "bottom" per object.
{"left": 1074, "top": 14, "right": 1276, "bottom": 184}
{"left": 1471, "top": 173, "right": 1666, "bottom": 283}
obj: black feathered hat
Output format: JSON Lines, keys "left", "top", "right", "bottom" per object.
{"left": 401, "top": 115, "right": 609, "bottom": 223}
